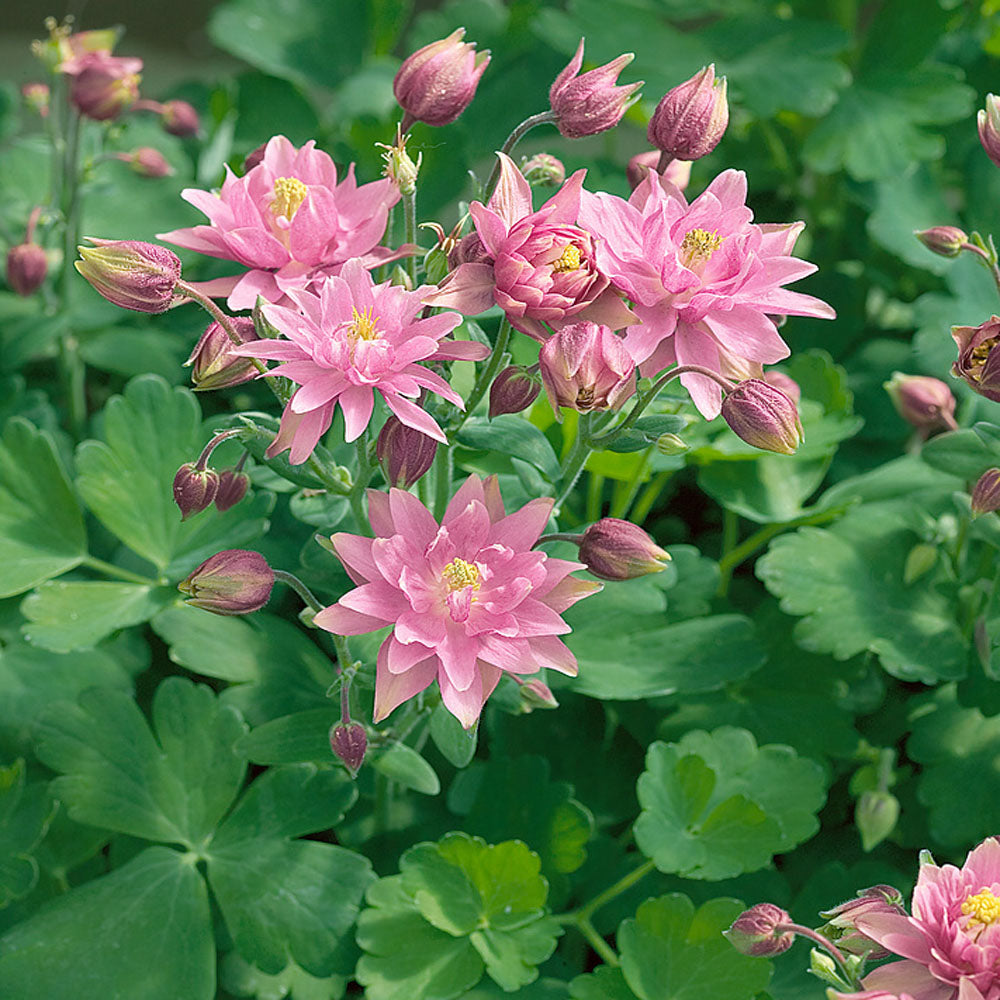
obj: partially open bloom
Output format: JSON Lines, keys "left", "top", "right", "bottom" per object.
{"left": 186, "top": 316, "right": 260, "bottom": 391}
{"left": 159, "top": 135, "right": 403, "bottom": 309}
{"left": 548, "top": 38, "right": 641, "bottom": 139}
{"left": 722, "top": 378, "right": 803, "bottom": 454}
{"left": 393, "top": 28, "right": 490, "bottom": 130}
{"left": 885, "top": 373, "right": 958, "bottom": 436}
{"left": 648, "top": 64, "right": 729, "bottom": 162}
{"left": 314, "top": 475, "right": 600, "bottom": 727}
{"left": 539, "top": 321, "right": 636, "bottom": 414}
{"left": 821, "top": 885, "right": 907, "bottom": 959}
{"left": 978, "top": 95, "right": 1000, "bottom": 170}
{"left": 579, "top": 169, "right": 835, "bottom": 416}
{"left": 178, "top": 549, "right": 274, "bottom": 615}
{"left": 836, "top": 838, "right": 1000, "bottom": 1000}
{"left": 233, "top": 260, "right": 488, "bottom": 463}
{"left": 76, "top": 239, "right": 181, "bottom": 313}
{"left": 424, "top": 153, "right": 635, "bottom": 340}
{"left": 61, "top": 51, "right": 142, "bottom": 120}
{"left": 952, "top": 317, "right": 1000, "bottom": 402}
{"left": 578, "top": 518, "right": 670, "bottom": 580}
{"left": 724, "top": 903, "right": 796, "bottom": 957}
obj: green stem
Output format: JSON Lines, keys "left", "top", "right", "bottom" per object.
{"left": 630, "top": 470, "right": 670, "bottom": 524}
{"left": 451, "top": 315, "right": 512, "bottom": 433}
{"left": 777, "top": 923, "right": 854, "bottom": 985}
{"left": 59, "top": 108, "right": 86, "bottom": 439}
{"left": 586, "top": 472, "right": 605, "bottom": 522}
{"left": 273, "top": 569, "right": 324, "bottom": 614}
{"left": 575, "top": 917, "right": 620, "bottom": 967}
{"left": 718, "top": 508, "right": 739, "bottom": 586}
{"left": 717, "top": 522, "right": 784, "bottom": 596}
{"left": 433, "top": 442, "right": 453, "bottom": 520}
{"left": 610, "top": 447, "right": 653, "bottom": 519}
{"left": 403, "top": 187, "right": 418, "bottom": 287}
{"left": 553, "top": 415, "right": 594, "bottom": 515}
{"left": 349, "top": 434, "right": 374, "bottom": 535}
{"left": 573, "top": 858, "right": 656, "bottom": 923}
{"left": 82, "top": 556, "right": 159, "bottom": 587}
{"left": 482, "top": 111, "right": 558, "bottom": 201}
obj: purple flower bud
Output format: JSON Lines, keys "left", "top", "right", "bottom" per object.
{"left": 186, "top": 316, "right": 260, "bottom": 391}
{"left": 489, "top": 365, "right": 541, "bottom": 418}
{"left": 915, "top": 225, "right": 968, "bottom": 258}
{"left": 66, "top": 52, "right": 142, "bottom": 121}
{"left": 178, "top": 549, "right": 274, "bottom": 615}
{"left": 548, "top": 38, "right": 642, "bottom": 139}
{"left": 820, "top": 884, "right": 906, "bottom": 959}
{"left": 75, "top": 239, "right": 182, "bottom": 313}
{"left": 376, "top": 416, "right": 438, "bottom": 489}
{"left": 122, "top": 147, "right": 174, "bottom": 178}
{"left": 724, "top": 903, "right": 795, "bottom": 957}
{"left": 330, "top": 723, "right": 367, "bottom": 776}
{"left": 626, "top": 151, "right": 691, "bottom": 191}
{"left": 648, "top": 64, "right": 729, "bottom": 162}
{"left": 972, "top": 468, "right": 1000, "bottom": 517}
{"left": 979, "top": 94, "right": 1000, "bottom": 169}
{"left": 161, "top": 99, "right": 200, "bottom": 137}
{"left": 579, "top": 518, "right": 670, "bottom": 581}
{"left": 21, "top": 82, "right": 50, "bottom": 118}
{"left": 721, "top": 378, "right": 803, "bottom": 455}
{"left": 762, "top": 369, "right": 801, "bottom": 406}
{"left": 539, "top": 321, "right": 636, "bottom": 415}
{"left": 520, "top": 678, "right": 559, "bottom": 711}
{"left": 952, "top": 316, "right": 1000, "bottom": 402}
{"left": 173, "top": 462, "right": 220, "bottom": 520}
{"left": 6, "top": 243, "right": 48, "bottom": 297}
{"left": 884, "top": 372, "right": 958, "bottom": 435}
{"left": 214, "top": 468, "right": 250, "bottom": 513}
{"left": 520, "top": 153, "right": 566, "bottom": 188}
{"left": 393, "top": 28, "right": 491, "bottom": 130}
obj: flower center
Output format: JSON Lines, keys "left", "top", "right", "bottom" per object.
{"left": 680, "top": 228, "right": 724, "bottom": 268}
{"left": 347, "top": 306, "right": 380, "bottom": 341}
{"left": 552, "top": 244, "right": 581, "bottom": 273}
{"left": 576, "top": 385, "right": 596, "bottom": 410}
{"left": 271, "top": 176, "right": 308, "bottom": 220}
{"left": 441, "top": 557, "right": 481, "bottom": 593}
{"left": 963, "top": 888, "right": 1000, "bottom": 930}
{"left": 969, "top": 337, "right": 1000, "bottom": 380}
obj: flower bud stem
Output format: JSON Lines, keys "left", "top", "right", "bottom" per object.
{"left": 482, "top": 111, "right": 558, "bottom": 202}
{"left": 554, "top": 412, "right": 596, "bottom": 515}
{"left": 965, "top": 232, "right": 1000, "bottom": 298}
{"left": 451, "top": 315, "right": 512, "bottom": 433}
{"left": 774, "top": 922, "right": 856, "bottom": 986}
{"left": 656, "top": 152, "right": 675, "bottom": 174}
{"left": 195, "top": 427, "right": 243, "bottom": 469}
{"left": 403, "top": 185, "right": 418, "bottom": 287}
{"left": 272, "top": 569, "right": 324, "bottom": 614}
{"left": 537, "top": 532, "right": 585, "bottom": 546}
{"left": 433, "top": 441, "right": 453, "bottom": 520}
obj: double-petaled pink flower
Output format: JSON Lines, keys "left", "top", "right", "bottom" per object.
{"left": 314, "top": 475, "right": 600, "bottom": 727}
{"left": 578, "top": 168, "right": 835, "bottom": 417}
{"left": 424, "top": 152, "right": 635, "bottom": 341}
{"left": 833, "top": 837, "right": 1000, "bottom": 1000}
{"left": 159, "top": 135, "right": 403, "bottom": 309}
{"left": 233, "top": 260, "right": 487, "bottom": 464}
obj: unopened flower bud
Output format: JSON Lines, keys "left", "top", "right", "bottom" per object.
{"left": 186, "top": 316, "right": 260, "bottom": 391}
{"left": 521, "top": 153, "right": 565, "bottom": 188}
{"left": 539, "top": 321, "right": 636, "bottom": 415}
{"left": 394, "top": 28, "right": 490, "bottom": 130}
{"left": 721, "top": 378, "right": 803, "bottom": 454}
{"left": 173, "top": 462, "right": 220, "bottom": 520}
{"left": 178, "top": 549, "right": 274, "bottom": 615}
{"left": 884, "top": 372, "right": 958, "bottom": 435}
{"left": 579, "top": 518, "right": 670, "bottom": 581}
{"left": 724, "top": 903, "right": 795, "bottom": 957}
{"left": 7, "top": 243, "right": 48, "bottom": 297}
{"left": 855, "top": 790, "right": 900, "bottom": 852}
{"left": 21, "top": 82, "right": 50, "bottom": 117}
{"left": 489, "top": 365, "right": 541, "bottom": 418}
{"left": 548, "top": 38, "right": 642, "bottom": 139}
{"left": 979, "top": 94, "right": 1000, "bottom": 169}
{"left": 519, "top": 678, "right": 559, "bottom": 712}
{"left": 161, "top": 99, "right": 200, "bottom": 137}
{"left": 121, "top": 147, "right": 174, "bottom": 178}
{"left": 648, "top": 64, "right": 728, "bottom": 161}
{"left": 389, "top": 264, "right": 413, "bottom": 290}
{"left": 762, "top": 369, "right": 801, "bottom": 405}
{"left": 952, "top": 316, "right": 1000, "bottom": 402}
{"left": 820, "top": 884, "right": 906, "bottom": 959}
{"left": 243, "top": 143, "right": 267, "bottom": 173}
{"left": 655, "top": 433, "right": 688, "bottom": 456}
{"left": 330, "top": 723, "right": 367, "bottom": 776}
{"left": 915, "top": 225, "right": 968, "bottom": 258}
{"left": 76, "top": 239, "right": 182, "bottom": 313}
{"left": 376, "top": 416, "right": 438, "bottom": 489}
{"left": 903, "top": 543, "right": 938, "bottom": 585}
{"left": 214, "top": 468, "right": 250, "bottom": 513}
{"left": 626, "top": 151, "right": 691, "bottom": 191}
{"left": 66, "top": 53, "right": 142, "bottom": 121}
{"left": 972, "top": 468, "right": 1000, "bottom": 517}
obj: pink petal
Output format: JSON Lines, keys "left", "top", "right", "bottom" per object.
{"left": 373, "top": 638, "right": 437, "bottom": 722}
{"left": 434, "top": 339, "right": 491, "bottom": 361}
{"left": 313, "top": 601, "right": 385, "bottom": 636}
{"left": 422, "top": 263, "right": 497, "bottom": 314}
{"left": 387, "top": 489, "right": 439, "bottom": 547}
{"left": 487, "top": 152, "right": 533, "bottom": 230}
{"left": 339, "top": 582, "right": 409, "bottom": 620}
{"left": 862, "top": 960, "right": 953, "bottom": 1000}
{"left": 491, "top": 497, "right": 554, "bottom": 550}
{"left": 438, "top": 661, "right": 501, "bottom": 729}
{"left": 339, "top": 385, "right": 375, "bottom": 442}
{"left": 444, "top": 475, "right": 487, "bottom": 523}
{"left": 330, "top": 532, "right": 377, "bottom": 584}
{"left": 528, "top": 635, "right": 578, "bottom": 676}
{"left": 386, "top": 634, "right": 436, "bottom": 675}
{"left": 383, "top": 392, "right": 449, "bottom": 443}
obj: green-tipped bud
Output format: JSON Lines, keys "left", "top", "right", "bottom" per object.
{"left": 520, "top": 678, "right": 559, "bottom": 712}
{"left": 187, "top": 317, "right": 259, "bottom": 391}
{"left": 724, "top": 903, "right": 795, "bottom": 957}
{"left": 579, "top": 518, "right": 670, "bottom": 581}
{"left": 520, "top": 153, "right": 566, "bottom": 188}
{"left": 655, "top": 432, "right": 689, "bottom": 456}
{"left": 721, "top": 378, "right": 803, "bottom": 454}
{"left": 884, "top": 372, "right": 957, "bottom": 435}
{"left": 178, "top": 549, "right": 274, "bottom": 616}
{"left": 856, "top": 789, "right": 900, "bottom": 852}
{"left": 173, "top": 462, "right": 219, "bottom": 520}
{"left": 915, "top": 225, "right": 968, "bottom": 258}
{"left": 819, "top": 884, "right": 905, "bottom": 959}
{"left": 75, "top": 239, "right": 181, "bottom": 313}
{"left": 971, "top": 468, "right": 1000, "bottom": 517}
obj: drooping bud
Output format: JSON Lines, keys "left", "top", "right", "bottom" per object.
{"left": 978, "top": 94, "right": 1000, "bottom": 169}
{"left": 855, "top": 790, "right": 900, "bottom": 852}
{"left": 186, "top": 316, "right": 260, "bottom": 391}
{"left": 539, "top": 321, "right": 636, "bottom": 416}
{"left": 173, "top": 462, "right": 220, "bottom": 520}
{"left": 64, "top": 52, "right": 142, "bottom": 121}
{"left": 820, "top": 885, "right": 906, "bottom": 959}
{"left": 548, "top": 38, "right": 642, "bottom": 139}
{"left": 119, "top": 147, "right": 174, "bottom": 178}
{"left": 724, "top": 903, "right": 795, "bottom": 957}
{"left": 721, "top": 378, "right": 803, "bottom": 455}
{"left": 214, "top": 467, "right": 250, "bottom": 513}
{"left": 578, "top": 518, "right": 670, "bottom": 581}
{"left": 489, "top": 365, "right": 541, "bottom": 418}
{"left": 178, "top": 549, "right": 274, "bottom": 615}
{"left": 7, "top": 243, "right": 48, "bottom": 297}
{"left": 161, "top": 99, "right": 200, "bottom": 137}
{"left": 884, "top": 372, "right": 958, "bottom": 435}
{"left": 952, "top": 316, "right": 1000, "bottom": 402}
{"left": 915, "top": 225, "right": 968, "bottom": 258}
{"left": 393, "top": 28, "right": 490, "bottom": 130}
{"left": 75, "top": 239, "right": 181, "bottom": 313}
{"left": 21, "top": 82, "right": 50, "bottom": 118}
{"left": 520, "top": 678, "right": 559, "bottom": 711}
{"left": 330, "top": 723, "right": 367, "bottom": 776}
{"left": 376, "top": 416, "right": 438, "bottom": 489}
{"left": 972, "top": 468, "right": 1000, "bottom": 517}
{"left": 626, "top": 151, "right": 691, "bottom": 191}
{"left": 762, "top": 369, "right": 801, "bottom": 406}
{"left": 648, "top": 64, "right": 728, "bottom": 162}
{"left": 521, "top": 153, "right": 566, "bottom": 188}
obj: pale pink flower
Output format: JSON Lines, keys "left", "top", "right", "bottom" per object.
{"left": 233, "top": 260, "right": 487, "bottom": 464}
{"left": 840, "top": 838, "right": 1000, "bottom": 1000}
{"left": 159, "top": 135, "right": 404, "bottom": 310}
{"left": 539, "top": 320, "right": 636, "bottom": 414}
{"left": 578, "top": 168, "right": 835, "bottom": 417}
{"left": 314, "top": 475, "right": 600, "bottom": 727}
{"left": 424, "top": 152, "right": 635, "bottom": 341}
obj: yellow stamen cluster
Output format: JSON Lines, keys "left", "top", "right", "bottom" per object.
{"left": 963, "top": 888, "right": 1000, "bottom": 929}
{"left": 552, "top": 244, "right": 582, "bottom": 273}
{"left": 271, "top": 177, "right": 309, "bottom": 220}
{"left": 442, "top": 558, "right": 481, "bottom": 593}
{"left": 680, "top": 228, "right": 724, "bottom": 267}
{"left": 348, "top": 306, "right": 380, "bottom": 341}
{"left": 969, "top": 338, "right": 1000, "bottom": 381}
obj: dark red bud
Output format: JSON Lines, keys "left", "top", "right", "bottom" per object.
{"left": 6, "top": 243, "right": 48, "bottom": 296}
{"left": 214, "top": 469, "right": 250, "bottom": 513}
{"left": 173, "top": 462, "right": 219, "bottom": 520}
{"left": 376, "top": 416, "right": 438, "bottom": 489}
{"left": 330, "top": 723, "right": 367, "bottom": 776}
{"left": 489, "top": 366, "right": 541, "bottom": 418}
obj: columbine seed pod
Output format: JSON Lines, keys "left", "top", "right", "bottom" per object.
{"left": 915, "top": 226, "right": 968, "bottom": 258}
{"left": 579, "top": 518, "right": 670, "bottom": 581}
{"left": 376, "top": 416, "right": 438, "bottom": 489}
{"left": 884, "top": 372, "right": 958, "bottom": 435}
{"left": 6, "top": 242, "right": 48, "bottom": 297}
{"left": 721, "top": 378, "right": 803, "bottom": 455}
{"left": 178, "top": 549, "right": 274, "bottom": 615}
{"left": 724, "top": 904, "right": 795, "bottom": 958}
{"left": 75, "top": 239, "right": 182, "bottom": 313}
{"left": 971, "top": 468, "right": 1000, "bottom": 517}
{"left": 173, "top": 462, "right": 219, "bottom": 520}
{"left": 648, "top": 64, "right": 728, "bottom": 162}
{"left": 330, "top": 723, "right": 367, "bottom": 776}
{"left": 489, "top": 365, "right": 541, "bottom": 418}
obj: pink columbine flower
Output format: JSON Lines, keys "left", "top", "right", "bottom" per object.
{"left": 158, "top": 135, "right": 404, "bottom": 310}
{"left": 232, "top": 259, "right": 488, "bottom": 464}
{"left": 836, "top": 837, "right": 1000, "bottom": 1000}
{"left": 314, "top": 475, "right": 600, "bottom": 728}
{"left": 538, "top": 320, "right": 636, "bottom": 414}
{"left": 578, "top": 168, "right": 836, "bottom": 417}
{"left": 424, "top": 152, "right": 635, "bottom": 341}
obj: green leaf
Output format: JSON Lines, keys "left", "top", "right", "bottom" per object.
{"left": 921, "top": 426, "right": 1000, "bottom": 481}
{"left": 20, "top": 581, "right": 172, "bottom": 652}
{"left": 0, "top": 845, "right": 215, "bottom": 1000}
{"left": 635, "top": 729, "right": 826, "bottom": 880}
{"left": 237, "top": 708, "right": 336, "bottom": 765}
{"left": 0, "top": 418, "right": 87, "bottom": 597}
{"left": 430, "top": 702, "right": 479, "bottom": 768}
{"left": 220, "top": 950, "right": 346, "bottom": 1000}
{"left": 456, "top": 416, "right": 561, "bottom": 484}
{"left": 79, "top": 327, "right": 188, "bottom": 382}
{"left": 0, "top": 760, "right": 57, "bottom": 907}
{"left": 34, "top": 678, "right": 246, "bottom": 847}
{"left": 570, "top": 966, "right": 636, "bottom": 1000}
{"left": 369, "top": 742, "right": 441, "bottom": 795}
